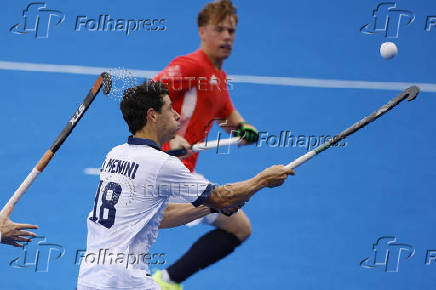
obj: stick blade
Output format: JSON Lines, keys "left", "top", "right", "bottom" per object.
{"left": 101, "top": 72, "right": 112, "bottom": 95}
{"left": 405, "top": 85, "right": 420, "bottom": 101}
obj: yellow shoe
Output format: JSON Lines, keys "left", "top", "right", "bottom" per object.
{"left": 152, "top": 270, "right": 183, "bottom": 290}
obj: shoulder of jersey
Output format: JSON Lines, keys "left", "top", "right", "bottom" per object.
{"left": 107, "top": 144, "right": 127, "bottom": 155}
{"left": 108, "top": 143, "right": 166, "bottom": 155}
{"left": 171, "top": 53, "right": 209, "bottom": 72}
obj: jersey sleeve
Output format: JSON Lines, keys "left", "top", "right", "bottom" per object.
{"left": 216, "top": 89, "right": 235, "bottom": 119}
{"left": 156, "top": 156, "right": 215, "bottom": 206}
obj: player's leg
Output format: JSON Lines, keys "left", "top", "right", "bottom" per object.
{"left": 211, "top": 209, "right": 252, "bottom": 241}
{"left": 158, "top": 210, "right": 251, "bottom": 285}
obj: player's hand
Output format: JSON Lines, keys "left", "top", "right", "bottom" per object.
{"left": 210, "top": 202, "right": 244, "bottom": 217}
{"left": 220, "top": 207, "right": 239, "bottom": 216}
{"left": 234, "top": 122, "right": 259, "bottom": 146}
{"left": 0, "top": 208, "right": 38, "bottom": 247}
{"left": 169, "top": 135, "right": 193, "bottom": 160}
{"left": 258, "top": 165, "right": 295, "bottom": 188}
{"left": 221, "top": 201, "right": 245, "bottom": 216}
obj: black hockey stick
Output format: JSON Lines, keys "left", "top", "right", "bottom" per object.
{"left": 285, "top": 86, "right": 420, "bottom": 169}
{"left": 0, "top": 73, "right": 112, "bottom": 216}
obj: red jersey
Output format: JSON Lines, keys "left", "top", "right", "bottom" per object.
{"left": 153, "top": 49, "right": 235, "bottom": 172}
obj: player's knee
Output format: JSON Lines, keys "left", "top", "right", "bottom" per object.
{"left": 228, "top": 213, "right": 252, "bottom": 242}
{"left": 237, "top": 216, "right": 252, "bottom": 242}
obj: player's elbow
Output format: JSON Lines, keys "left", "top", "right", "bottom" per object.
{"left": 207, "top": 186, "right": 238, "bottom": 209}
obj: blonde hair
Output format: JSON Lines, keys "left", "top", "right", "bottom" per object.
{"left": 197, "top": 0, "right": 238, "bottom": 27}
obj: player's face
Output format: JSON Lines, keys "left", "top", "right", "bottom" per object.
{"left": 200, "top": 16, "right": 236, "bottom": 61}
{"left": 158, "top": 94, "right": 180, "bottom": 142}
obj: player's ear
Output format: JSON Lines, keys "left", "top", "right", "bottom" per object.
{"left": 146, "top": 108, "right": 158, "bottom": 123}
{"left": 198, "top": 26, "right": 206, "bottom": 40}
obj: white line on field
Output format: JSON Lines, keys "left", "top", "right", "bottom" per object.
{"left": 1, "top": 60, "right": 436, "bottom": 92}
{"left": 84, "top": 168, "right": 100, "bottom": 175}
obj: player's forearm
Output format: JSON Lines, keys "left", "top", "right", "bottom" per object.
{"left": 159, "top": 204, "right": 211, "bottom": 229}
{"left": 206, "top": 174, "right": 266, "bottom": 210}
{"left": 220, "top": 110, "right": 244, "bottom": 134}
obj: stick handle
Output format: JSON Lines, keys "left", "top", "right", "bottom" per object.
{"left": 0, "top": 168, "right": 40, "bottom": 216}
{"left": 285, "top": 151, "right": 316, "bottom": 169}
{"left": 166, "top": 148, "right": 187, "bottom": 157}
{"left": 166, "top": 137, "right": 241, "bottom": 156}
{"left": 192, "top": 137, "right": 241, "bottom": 152}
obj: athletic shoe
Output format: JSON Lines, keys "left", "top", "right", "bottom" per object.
{"left": 152, "top": 270, "right": 183, "bottom": 290}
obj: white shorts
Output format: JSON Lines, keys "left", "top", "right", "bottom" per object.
{"left": 168, "top": 172, "right": 219, "bottom": 226}
{"left": 77, "top": 283, "right": 158, "bottom": 290}
{"left": 186, "top": 212, "right": 219, "bottom": 226}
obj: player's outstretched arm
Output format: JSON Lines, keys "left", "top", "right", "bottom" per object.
{"left": 159, "top": 204, "right": 211, "bottom": 229}
{"left": 205, "top": 165, "right": 294, "bottom": 210}
{"left": 0, "top": 207, "right": 38, "bottom": 247}
{"left": 219, "top": 110, "right": 259, "bottom": 145}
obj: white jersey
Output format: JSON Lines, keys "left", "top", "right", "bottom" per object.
{"left": 77, "top": 137, "right": 212, "bottom": 290}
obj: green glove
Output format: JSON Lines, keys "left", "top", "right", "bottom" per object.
{"left": 235, "top": 122, "right": 259, "bottom": 144}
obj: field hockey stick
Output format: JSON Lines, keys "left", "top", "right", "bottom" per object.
{"left": 0, "top": 73, "right": 112, "bottom": 216}
{"left": 285, "top": 86, "right": 420, "bottom": 170}
{"left": 167, "top": 136, "right": 242, "bottom": 156}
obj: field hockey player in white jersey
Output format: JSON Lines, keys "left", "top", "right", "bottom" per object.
{"left": 77, "top": 81, "right": 294, "bottom": 290}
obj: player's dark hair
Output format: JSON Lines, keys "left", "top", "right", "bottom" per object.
{"left": 120, "top": 81, "right": 168, "bottom": 134}
{"left": 198, "top": 0, "right": 238, "bottom": 27}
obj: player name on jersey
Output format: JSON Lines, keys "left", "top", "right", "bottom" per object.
{"left": 101, "top": 158, "right": 140, "bottom": 180}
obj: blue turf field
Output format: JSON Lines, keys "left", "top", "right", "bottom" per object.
{"left": 1, "top": 1, "right": 436, "bottom": 289}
